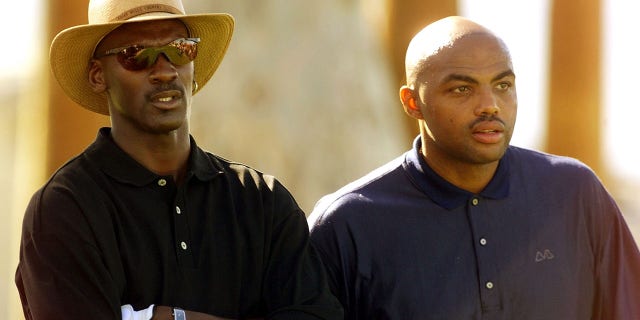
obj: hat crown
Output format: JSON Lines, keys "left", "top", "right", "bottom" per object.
{"left": 88, "top": 0, "right": 186, "bottom": 24}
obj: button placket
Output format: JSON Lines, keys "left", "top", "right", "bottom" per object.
{"left": 467, "top": 195, "right": 501, "bottom": 309}
{"left": 175, "top": 202, "right": 188, "bottom": 252}
{"left": 172, "top": 186, "right": 194, "bottom": 267}
{"left": 176, "top": 205, "right": 187, "bottom": 251}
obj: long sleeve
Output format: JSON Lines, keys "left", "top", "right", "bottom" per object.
{"left": 589, "top": 183, "right": 640, "bottom": 319}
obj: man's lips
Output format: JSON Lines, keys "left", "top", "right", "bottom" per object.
{"left": 149, "top": 90, "right": 183, "bottom": 109}
{"left": 471, "top": 121, "right": 505, "bottom": 144}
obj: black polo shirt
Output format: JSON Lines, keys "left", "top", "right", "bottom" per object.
{"left": 17, "top": 127, "right": 342, "bottom": 319}
{"left": 309, "top": 136, "right": 640, "bottom": 319}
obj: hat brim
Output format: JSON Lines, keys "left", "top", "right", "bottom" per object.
{"left": 49, "top": 13, "right": 234, "bottom": 115}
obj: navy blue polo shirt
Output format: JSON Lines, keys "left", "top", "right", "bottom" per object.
{"left": 309, "top": 136, "right": 640, "bottom": 320}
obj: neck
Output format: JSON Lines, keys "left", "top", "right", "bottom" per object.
{"left": 110, "top": 127, "right": 191, "bottom": 184}
{"left": 421, "top": 143, "right": 499, "bottom": 195}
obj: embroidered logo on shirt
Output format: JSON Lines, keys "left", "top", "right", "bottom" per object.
{"left": 535, "top": 249, "right": 555, "bottom": 262}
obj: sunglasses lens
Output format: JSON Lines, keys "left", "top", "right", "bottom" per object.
{"left": 159, "top": 47, "right": 192, "bottom": 66}
{"left": 116, "top": 46, "right": 148, "bottom": 71}
{"left": 115, "top": 39, "right": 199, "bottom": 71}
{"left": 169, "top": 39, "right": 199, "bottom": 63}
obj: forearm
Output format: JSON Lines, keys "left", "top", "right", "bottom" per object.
{"left": 151, "top": 306, "right": 262, "bottom": 320}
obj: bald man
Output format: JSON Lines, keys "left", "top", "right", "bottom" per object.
{"left": 308, "top": 16, "right": 640, "bottom": 319}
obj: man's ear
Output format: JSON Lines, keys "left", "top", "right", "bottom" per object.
{"left": 399, "top": 85, "right": 424, "bottom": 120}
{"left": 88, "top": 59, "right": 107, "bottom": 93}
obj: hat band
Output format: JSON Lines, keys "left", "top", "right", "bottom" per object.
{"left": 114, "top": 4, "right": 183, "bottom": 21}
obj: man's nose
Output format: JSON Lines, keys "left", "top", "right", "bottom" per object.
{"left": 475, "top": 87, "right": 500, "bottom": 116}
{"left": 148, "top": 54, "right": 178, "bottom": 84}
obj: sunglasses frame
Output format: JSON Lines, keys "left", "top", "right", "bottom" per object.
{"left": 95, "top": 37, "right": 201, "bottom": 71}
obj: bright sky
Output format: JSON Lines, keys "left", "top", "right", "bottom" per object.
{"left": 2, "top": 0, "right": 638, "bottom": 181}
{"left": 602, "top": 1, "right": 640, "bottom": 181}
{"left": 1, "top": 1, "right": 43, "bottom": 78}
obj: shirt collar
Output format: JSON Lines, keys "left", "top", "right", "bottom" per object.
{"left": 402, "top": 135, "right": 510, "bottom": 210}
{"left": 85, "top": 127, "right": 223, "bottom": 186}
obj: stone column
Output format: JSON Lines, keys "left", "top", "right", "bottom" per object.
{"left": 546, "top": 0, "right": 604, "bottom": 178}
{"left": 185, "top": 1, "right": 410, "bottom": 212}
{"left": 47, "top": 0, "right": 110, "bottom": 173}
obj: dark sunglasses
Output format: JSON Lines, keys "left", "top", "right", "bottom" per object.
{"left": 95, "top": 37, "right": 200, "bottom": 71}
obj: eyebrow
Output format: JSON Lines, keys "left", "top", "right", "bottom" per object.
{"left": 442, "top": 70, "right": 515, "bottom": 84}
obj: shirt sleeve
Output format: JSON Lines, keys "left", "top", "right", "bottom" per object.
{"left": 261, "top": 181, "right": 343, "bottom": 320}
{"left": 16, "top": 185, "right": 122, "bottom": 320}
{"left": 121, "top": 304, "right": 154, "bottom": 320}
{"left": 586, "top": 176, "right": 640, "bottom": 319}
{"left": 308, "top": 197, "right": 359, "bottom": 319}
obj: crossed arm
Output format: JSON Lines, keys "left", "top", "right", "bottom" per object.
{"left": 123, "top": 305, "right": 262, "bottom": 320}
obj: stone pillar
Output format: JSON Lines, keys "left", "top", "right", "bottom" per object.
{"left": 185, "top": 1, "right": 409, "bottom": 212}
{"left": 47, "top": 0, "right": 110, "bottom": 173}
{"left": 546, "top": 0, "right": 604, "bottom": 178}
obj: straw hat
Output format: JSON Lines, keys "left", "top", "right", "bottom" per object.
{"left": 49, "top": 0, "right": 234, "bottom": 115}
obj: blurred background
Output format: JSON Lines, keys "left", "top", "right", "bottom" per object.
{"left": 2, "top": 0, "right": 639, "bottom": 317}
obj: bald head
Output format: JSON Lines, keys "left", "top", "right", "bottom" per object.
{"left": 404, "top": 16, "right": 510, "bottom": 87}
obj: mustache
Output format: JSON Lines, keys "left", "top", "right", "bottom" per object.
{"left": 468, "top": 115, "right": 505, "bottom": 129}
{"left": 146, "top": 83, "right": 185, "bottom": 98}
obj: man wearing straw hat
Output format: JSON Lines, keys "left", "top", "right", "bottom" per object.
{"left": 15, "top": 0, "right": 343, "bottom": 319}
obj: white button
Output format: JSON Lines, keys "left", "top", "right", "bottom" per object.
{"left": 472, "top": 198, "right": 479, "bottom": 206}
{"left": 176, "top": 206, "right": 181, "bottom": 214}
{"left": 480, "top": 238, "right": 487, "bottom": 246}
{"left": 180, "top": 242, "right": 187, "bottom": 250}
{"left": 486, "top": 281, "right": 494, "bottom": 289}
{"left": 157, "top": 179, "right": 167, "bottom": 186}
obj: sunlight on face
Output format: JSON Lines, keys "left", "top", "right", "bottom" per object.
{"left": 459, "top": 0, "right": 549, "bottom": 151}
{"left": 460, "top": 0, "right": 639, "bottom": 242}
{"left": 460, "top": 0, "right": 639, "bottom": 181}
